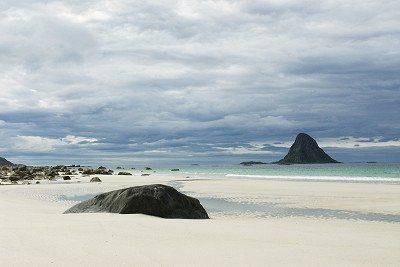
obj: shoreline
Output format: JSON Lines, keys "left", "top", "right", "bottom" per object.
{"left": 225, "top": 174, "right": 400, "bottom": 183}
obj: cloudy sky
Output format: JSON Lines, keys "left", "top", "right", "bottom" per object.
{"left": 0, "top": 0, "right": 399, "bottom": 165}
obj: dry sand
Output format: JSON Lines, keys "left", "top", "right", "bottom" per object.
{"left": 1, "top": 173, "right": 399, "bottom": 266}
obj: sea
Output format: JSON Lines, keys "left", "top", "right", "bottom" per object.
{"left": 129, "top": 163, "right": 400, "bottom": 183}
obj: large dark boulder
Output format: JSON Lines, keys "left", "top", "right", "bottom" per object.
{"left": 275, "top": 133, "right": 339, "bottom": 164}
{"left": 64, "top": 184, "right": 209, "bottom": 219}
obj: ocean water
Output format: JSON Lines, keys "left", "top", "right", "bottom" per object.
{"left": 139, "top": 163, "right": 400, "bottom": 183}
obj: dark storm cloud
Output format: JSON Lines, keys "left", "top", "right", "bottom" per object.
{"left": 0, "top": 0, "right": 399, "bottom": 165}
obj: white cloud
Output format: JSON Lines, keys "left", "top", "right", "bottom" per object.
{"left": 12, "top": 135, "right": 98, "bottom": 152}
{"left": 12, "top": 136, "right": 64, "bottom": 152}
{"left": 62, "top": 135, "right": 98, "bottom": 144}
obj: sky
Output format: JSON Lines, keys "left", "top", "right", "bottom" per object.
{"left": 0, "top": 0, "right": 399, "bottom": 166}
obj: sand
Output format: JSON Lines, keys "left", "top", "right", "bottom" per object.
{"left": 1, "top": 173, "right": 399, "bottom": 266}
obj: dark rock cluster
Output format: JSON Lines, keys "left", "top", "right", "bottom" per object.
{"left": 0, "top": 164, "right": 76, "bottom": 183}
{"left": 0, "top": 159, "right": 135, "bottom": 185}
{"left": 82, "top": 167, "right": 114, "bottom": 175}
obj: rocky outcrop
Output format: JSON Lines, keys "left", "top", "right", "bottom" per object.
{"left": 64, "top": 184, "right": 209, "bottom": 219}
{"left": 240, "top": 161, "right": 267, "bottom": 166}
{"left": 118, "top": 172, "right": 132, "bottom": 175}
{"left": 0, "top": 165, "right": 80, "bottom": 182}
{"left": 8, "top": 166, "right": 34, "bottom": 181}
{"left": 275, "top": 133, "right": 339, "bottom": 164}
{"left": 53, "top": 165, "right": 68, "bottom": 172}
{"left": 82, "top": 168, "right": 113, "bottom": 175}
{"left": 90, "top": 177, "right": 102, "bottom": 182}
{"left": 0, "top": 157, "right": 14, "bottom": 166}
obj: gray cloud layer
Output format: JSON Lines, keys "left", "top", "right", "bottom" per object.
{"left": 0, "top": 0, "right": 399, "bottom": 165}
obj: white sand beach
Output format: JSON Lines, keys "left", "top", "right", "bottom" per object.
{"left": 1, "top": 173, "right": 399, "bottom": 266}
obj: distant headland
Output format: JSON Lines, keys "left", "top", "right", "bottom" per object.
{"left": 240, "top": 133, "right": 340, "bottom": 165}
{"left": 0, "top": 157, "right": 14, "bottom": 166}
{"left": 275, "top": 133, "right": 339, "bottom": 164}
